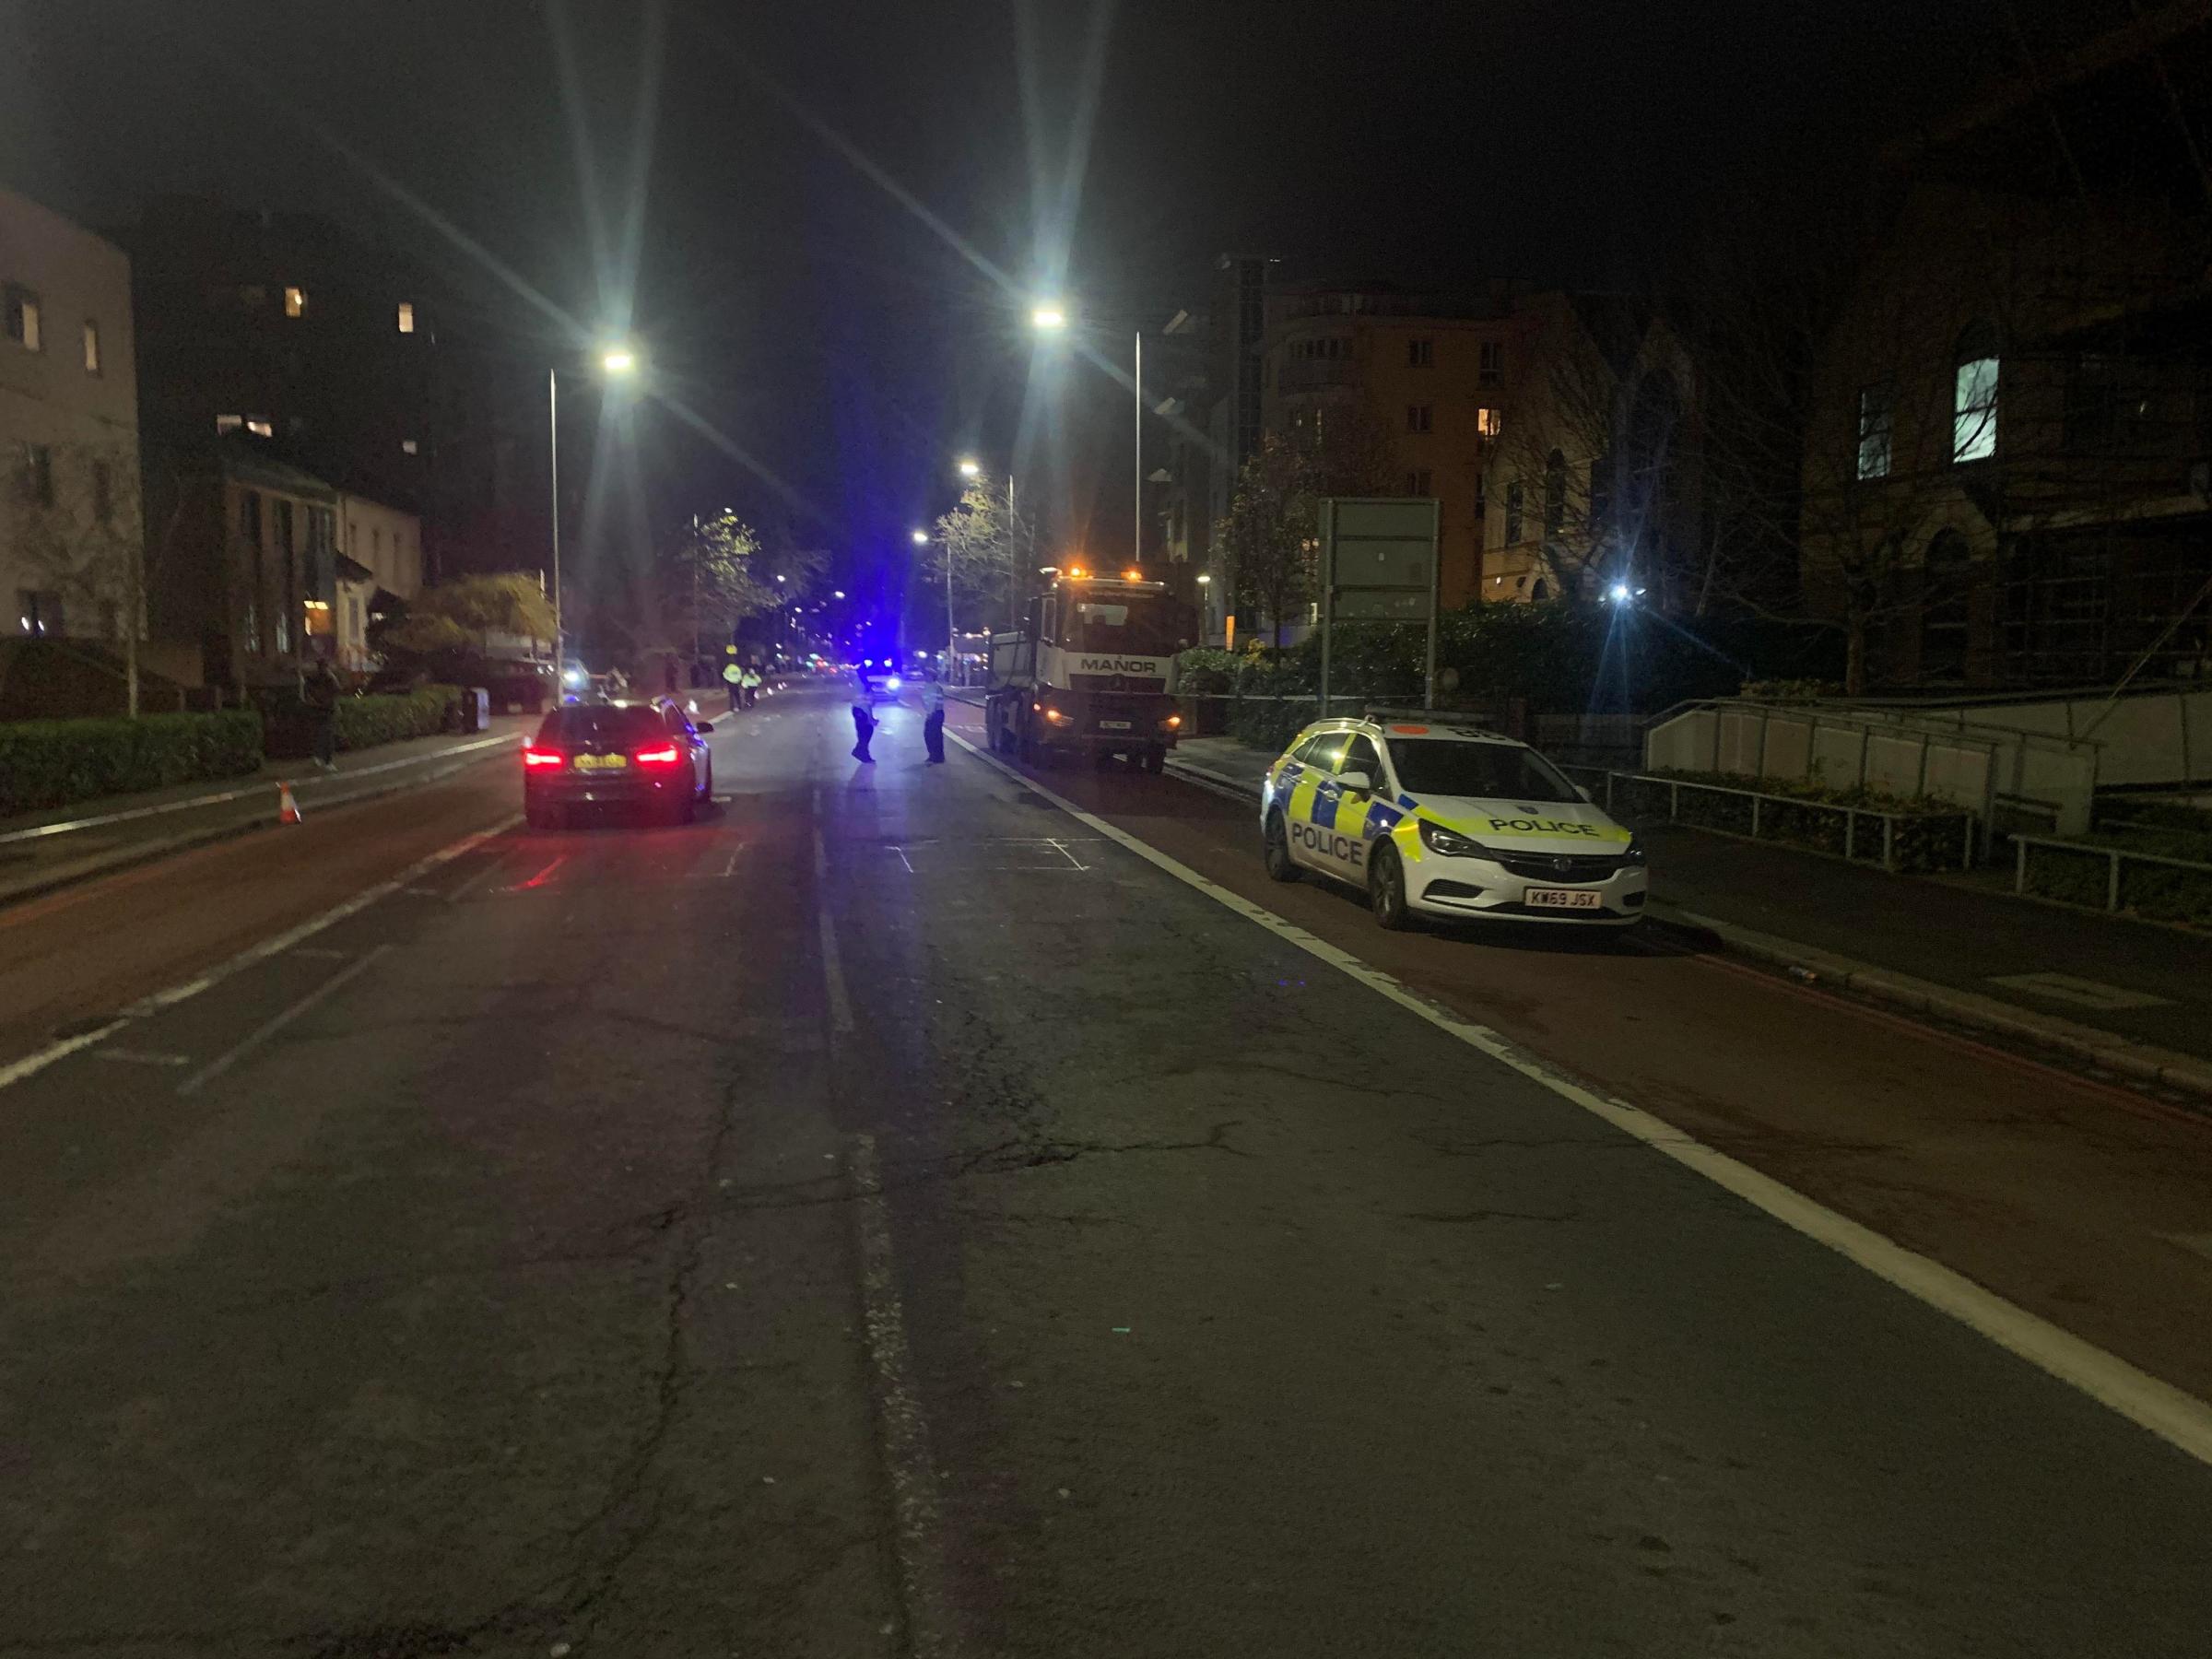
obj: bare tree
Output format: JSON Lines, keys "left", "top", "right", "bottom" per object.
{"left": 4, "top": 434, "right": 153, "bottom": 712}
{"left": 1216, "top": 404, "right": 1400, "bottom": 646}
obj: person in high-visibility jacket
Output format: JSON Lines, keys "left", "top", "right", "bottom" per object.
{"left": 722, "top": 659, "right": 744, "bottom": 713}
{"left": 741, "top": 665, "right": 763, "bottom": 709}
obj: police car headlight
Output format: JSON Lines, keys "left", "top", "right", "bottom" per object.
{"left": 1418, "top": 820, "right": 1493, "bottom": 859}
{"left": 1621, "top": 834, "right": 1647, "bottom": 866}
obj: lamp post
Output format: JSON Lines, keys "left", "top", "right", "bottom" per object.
{"left": 548, "top": 344, "right": 638, "bottom": 674}
{"left": 1030, "top": 304, "right": 1143, "bottom": 573}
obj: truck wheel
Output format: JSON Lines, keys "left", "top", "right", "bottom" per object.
{"left": 1264, "top": 810, "right": 1299, "bottom": 883}
{"left": 1093, "top": 748, "right": 1114, "bottom": 771}
{"left": 1143, "top": 746, "right": 1166, "bottom": 775}
{"left": 1017, "top": 715, "right": 1037, "bottom": 766}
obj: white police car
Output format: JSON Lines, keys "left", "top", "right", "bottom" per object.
{"left": 1260, "top": 715, "right": 1647, "bottom": 929}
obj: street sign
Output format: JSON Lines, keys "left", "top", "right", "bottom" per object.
{"left": 1318, "top": 497, "right": 1442, "bottom": 711}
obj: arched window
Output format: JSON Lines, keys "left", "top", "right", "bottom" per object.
{"left": 1543, "top": 448, "right": 1567, "bottom": 547}
{"left": 1531, "top": 578, "right": 1550, "bottom": 602}
{"left": 1953, "top": 322, "right": 2000, "bottom": 463}
{"left": 1921, "top": 530, "right": 1973, "bottom": 682}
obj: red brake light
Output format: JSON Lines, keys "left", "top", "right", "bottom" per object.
{"left": 523, "top": 746, "right": 565, "bottom": 768}
{"left": 634, "top": 744, "right": 681, "bottom": 766}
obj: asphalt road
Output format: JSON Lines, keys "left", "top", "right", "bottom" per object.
{"left": 4, "top": 684, "right": 2211, "bottom": 1656}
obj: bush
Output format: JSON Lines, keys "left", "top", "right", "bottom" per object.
{"left": 263, "top": 683, "right": 462, "bottom": 758}
{"left": 0, "top": 710, "right": 264, "bottom": 815}
{"left": 2021, "top": 830, "right": 2212, "bottom": 928}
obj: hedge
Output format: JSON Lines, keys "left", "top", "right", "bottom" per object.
{"left": 0, "top": 710, "right": 264, "bottom": 815}
{"left": 263, "top": 684, "right": 462, "bottom": 758}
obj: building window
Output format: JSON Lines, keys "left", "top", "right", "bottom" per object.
{"left": 1404, "top": 469, "right": 1432, "bottom": 495}
{"left": 1857, "top": 384, "right": 1893, "bottom": 480}
{"left": 240, "top": 488, "right": 262, "bottom": 546}
{"left": 396, "top": 301, "right": 417, "bottom": 334}
{"left": 1476, "top": 406, "right": 1501, "bottom": 439}
{"left": 1407, "top": 338, "right": 1433, "bottom": 368}
{"left": 246, "top": 418, "right": 274, "bottom": 438}
{"left": 274, "top": 497, "right": 295, "bottom": 554}
{"left": 284, "top": 286, "right": 307, "bottom": 318}
{"left": 1504, "top": 479, "right": 1524, "bottom": 545}
{"left": 1953, "top": 321, "right": 2000, "bottom": 464}
{"left": 16, "top": 442, "right": 53, "bottom": 507}
{"left": 1406, "top": 405, "right": 1432, "bottom": 434}
{"left": 1921, "top": 530, "right": 1973, "bottom": 681}
{"left": 82, "top": 320, "right": 100, "bottom": 375}
{"left": 1531, "top": 577, "right": 1549, "bottom": 602}
{"left": 401, "top": 438, "right": 419, "bottom": 455}
{"left": 1478, "top": 341, "right": 1503, "bottom": 383}
{"left": 1543, "top": 449, "right": 1567, "bottom": 547}
{"left": 217, "top": 414, "right": 244, "bottom": 434}
{"left": 1473, "top": 473, "right": 1487, "bottom": 519}
{"left": 18, "top": 589, "right": 65, "bottom": 635}
{"left": 5, "top": 287, "right": 41, "bottom": 351}
{"left": 91, "top": 460, "right": 112, "bottom": 524}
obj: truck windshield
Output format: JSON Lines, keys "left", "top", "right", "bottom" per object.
{"left": 1064, "top": 597, "right": 1188, "bottom": 657}
{"left": 1387, "top": 739, "right": 1581, "bottom": 803}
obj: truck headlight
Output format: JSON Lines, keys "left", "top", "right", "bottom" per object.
{"left": 1041, "top": 706, "right": 1071, "bottom": 725}
{"left": 1418, "top": 820, "right": 1494, "bottom": 859}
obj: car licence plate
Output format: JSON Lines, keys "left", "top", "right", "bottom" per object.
{"left": 1098, "top": 719, "right": 1133, "bottom": 731}
{"left": 573, "top": 753, "right": 629, "bottom": 771}
{"left": 1524, "top": 888, "right": 1603, "bottom": 910}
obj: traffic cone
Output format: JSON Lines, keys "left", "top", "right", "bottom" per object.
{"left": 276, "top": 781, "right": 303, "bottom": 825}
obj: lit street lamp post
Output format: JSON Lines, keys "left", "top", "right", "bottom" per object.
{"left": 1030, "top": 303, "right": 1144, "bottom": 573}
{"left": 548, "top": 345, "right": 638, "bottom": 676}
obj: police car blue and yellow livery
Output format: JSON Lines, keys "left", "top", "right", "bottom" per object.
{"left": 1260, "top": 716, "right": 1646, "bottom": 928}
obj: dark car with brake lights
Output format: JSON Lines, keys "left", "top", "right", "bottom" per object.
{"left": 523, "top": 700, "right": 714, "bottom": 830}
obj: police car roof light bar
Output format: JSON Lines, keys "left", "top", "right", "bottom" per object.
{"left": 1361, "top": 705, "right": 1502, "bottom": 732}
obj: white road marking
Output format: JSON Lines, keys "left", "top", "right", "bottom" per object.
{"left": 1987, "top": 971, "right": 2172, "bottom": 1011}
{"left": 945, "top": 728, "right": 2212, "bottom": 1468}
{"left": 814, "top": 828, "right": 854, "bottom": 1036}
{"left": 0, "top": 818, "right": 518, "bottom": 1098}
{"left": 91, "top": 1048, "right": 191, "bottom": 1067}
{"left": 177, "top": 945, "right": 393, "bottom": 1096}
{"left": 848, "top": 1132, "right": 961, "bottom": 1659}
{"left": 2159, "top": 1232, "right": 2212, "bottom": 1266}
{"left": 288, "top": 946, "right": 349, "bottom": 959}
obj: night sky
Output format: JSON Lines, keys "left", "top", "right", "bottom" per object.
{"left": 0, "top": 0, "right": 2129, "bottom": 597}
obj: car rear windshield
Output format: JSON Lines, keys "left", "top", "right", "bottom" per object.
{"left": 535, "top": 706, "right": 664, "bottom": 746}
{"left": 1387, "top": 739, "right": 1579, "bottom": 803}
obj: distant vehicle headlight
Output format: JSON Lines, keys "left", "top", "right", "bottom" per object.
{"left": 563, "top": 667, "right": 586, "bottom": 687}
{"left": 886, "top": 676, "right": 903, "bottom": 691}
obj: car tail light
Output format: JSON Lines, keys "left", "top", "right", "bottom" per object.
{"left": 523, "top": 746, "right": 566, "bottom": 768}
{"left": 634, "top": 744, "right": 682, "bottom": 766}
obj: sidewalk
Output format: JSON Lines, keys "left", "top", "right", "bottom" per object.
{"left": 0, "top": 716, "right": 532, "bottom": 907}
{"left": 1164, "top": 735, "right": 2212, "bottom": 1091}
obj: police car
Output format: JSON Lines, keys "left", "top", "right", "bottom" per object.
{"left": 1260, "top": 715, "right": 1647, "bottom": 930}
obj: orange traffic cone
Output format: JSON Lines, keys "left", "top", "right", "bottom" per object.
{"left": 276, "top": 781, "right": 303, "bottom": 825}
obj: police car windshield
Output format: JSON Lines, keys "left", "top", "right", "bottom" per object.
{"left": 1064, "top": 597, "right": 1186, "bottom": 656}
{"left": 1388, "top": 739, "right": 1579, "bottom": 803}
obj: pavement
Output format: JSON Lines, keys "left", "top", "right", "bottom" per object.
{"left": 1166, "top": 733, "right": 2212, "bottom": 1093}
{"left": 4, "top": 688, "right": 2212, "bottom": 1654}
{"left": 0, "top": 714, "right": 537, "bottom": 907}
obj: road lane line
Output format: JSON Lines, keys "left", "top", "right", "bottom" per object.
{"left": 945, "top": 728, "right": 2212, "bottom": 1468}
{"left": 0, "top": 816, "right": 519, "bottom": 1098}
{"left": 91, "top": 1047, "right": 191, "bottom": 1067}
{"left": 814, "top": 829, "right": 855, "bottom": 1037}
{"left": 176, "top": 945, "right": 393, "bottom": 1096}
{"left": 848, "top": 1132, "right": 963, "bottom": 1659}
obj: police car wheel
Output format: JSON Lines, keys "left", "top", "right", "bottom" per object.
{"left": 1143, "top": 746, "right": 1166, "bottom": 774}
{"left": 1370, "top": 845, "right": 1414, "bottom": 930}
{"left": 1263, "top": 811, "right": 1299, "bottom": 883}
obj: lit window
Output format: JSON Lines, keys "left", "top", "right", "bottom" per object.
{"left": 216, "top": 414, "right": 244, "bottom": 434}
{"left": 396, "top": 301, "right": 416, "bottom": 334}
{"left": 401, "top": 438, "right": 418, "bottom": 455}
{"left": 1478, "top": 341, "right": 1503, "bottom": 383}
{"left": 1857, "top": 384, "right": 1893, "bottom": 480}
{"left": 246, "top": 418, "right": 274, "bottom": 438}
{"left": 1476, "top": 407, "right": 1501, "bottom": 439}
{"left": 1953, "top": 321, "right": 1999, "bottom": 464}
{"left": 82, "top": 320, "right": 100, "bottom": 375}
{"left": 284, "top": 287, "right": 306, "bottom": 318}
{"left": 5, "top": 288, "right": 41, "bottom": 351}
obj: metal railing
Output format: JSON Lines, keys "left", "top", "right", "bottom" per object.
{"left": 2013, "top": 833, "right": 2212, "bottom": 918}
{"left": 1606, "top": 771, "right": 1977, "bottom": 874}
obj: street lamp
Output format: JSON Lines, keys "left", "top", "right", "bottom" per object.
{"left": 548, "top": 342, "right": 639, "bottom": 675}
{"left": 957, "top": 457, "right": 982, "bottom": 480}
{"left": 1030, "top": 300, "right": 1145, "bottom": 574}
